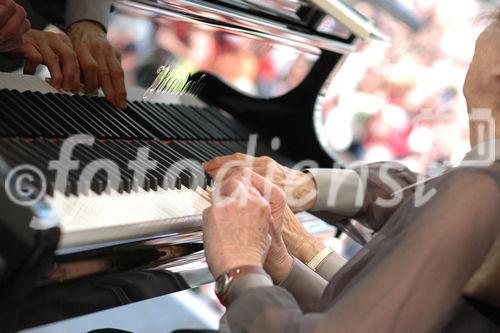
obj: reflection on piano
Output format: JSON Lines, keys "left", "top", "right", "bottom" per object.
{"left": 0, "top": 0, "right": 382, "bottom": 331}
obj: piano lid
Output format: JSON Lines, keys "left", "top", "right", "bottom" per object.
{"left": 113, "top": 0, "right": 385, "bottom": 54}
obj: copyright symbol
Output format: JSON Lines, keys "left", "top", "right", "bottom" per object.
{"left": 5, "top": 164, "right": 47, "bottom": 207}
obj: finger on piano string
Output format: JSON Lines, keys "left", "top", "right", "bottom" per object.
{"left": 57, "top": 93, "right": 119, "bottom": 139}
{"left": 73, "top": 95, "right": 131, "bottom": 139}
{"left": 177, "top": 105, "right": 226, "bottom": 140}
{"left": 94, "top": 140, "right": 134, "bottom": 193}
{"left": 201, "top": 106, "right": 250, "bottom": 139}
{"left": 24, "top": 91, "right": 80, "bottom": 135}
{"left": 45, "top": 92, "right": 102, "bottom": 137}
{"left": 188, "top": 106, "right": 235, "bottom": 140}
{"left": 162, "top": 104, "right": 210, "bottom": 140}
{"left": 32, "top": 91, "right": 89, "bottom": 134}
{"left": 0, "top": 97, "right": 33, "bottom": 136}
{"left": 0, "top": 90, "right": 44, "bottom": 137}
{"left": 9, "top": 90, "right": 68, "bottom": 138}
{"left": 90, "top": 96, "right": 155, "bottom": 140}
{"left": 141, "top": 101, "right": 192, "bottom": 140}
{"left": 151, "top": 141, "right": 200, "bottom": 189}
{"left": 126, "top": 101, "right": 177, "bottom": 140}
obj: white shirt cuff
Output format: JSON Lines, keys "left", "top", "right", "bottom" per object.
{"left": 65, "top": 0, "right": 112, "bottom": 30}
{"left": 306, "top": 168, "right": 364, "bottom": 216}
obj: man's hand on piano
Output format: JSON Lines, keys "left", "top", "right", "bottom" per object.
{"left": 202, "top": 177, "right": 273, "bottom": 279}
{"left": 204, "top": 153, "right": 318, "bottom": 212}
{"left": 67, "top": 20, "right": 127, "bottom": 109}
{"left": 0, "top": 0, "right": 30, "bottom": 53}
{"left": 8, "top": 29, "right": 81, "bottom": 92}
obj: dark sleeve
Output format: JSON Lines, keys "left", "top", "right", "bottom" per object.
{"left": 27, "top": 0, "right": 111, "bottom": 30}
{"left": 27, "top": 0, "right": 66, "bottom": 29}
{"left": 223, "top": 286, "right": 321, "bottom": 333}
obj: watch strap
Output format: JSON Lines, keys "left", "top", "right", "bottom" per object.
{"left": 307, "top": 247, "right": 334, "bottom": 272}
{"left": 216, "top": 265, "right": 267, "bottom": 305}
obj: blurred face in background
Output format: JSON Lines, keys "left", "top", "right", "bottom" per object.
{"left": 463, "top": 21, "right": 500, "bottom": 146}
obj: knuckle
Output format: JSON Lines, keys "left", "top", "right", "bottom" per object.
{"left": 116, "top": 90, "right": 127, "bottom": 100}
{"left": 275, "top": 186, "right": 285, "bottom": 198}
{"left": 74, "top": 42, "right": 87, "bottom": 51}
{"left": 23, "top": 19, "right": 30, "bottom": 32}
{"left": 259, "top": 200, "right": 271, "bottom": 213}
{"left": 83, "top": 60, "right": 98, "bottom": 72}
{"left": 17, "top": 5, "right": 27, "bottom": 19}
{"left": 64, "top": 71, "right": 75, "bottom": 80}
{"left": 230, "top": 167, "right": 245, "bottom": 177}
{"left": 60, "top": 34, "right": 71, "bottom": 43}
{"left": 28, "top": 52, "right": 43, "bottom": 64}
{"left": 47, "top": 54, "right": 59, "bottom": 63}
{"left": 6, "top": 2, "right": 16, "bottom": 13}
{"left": 98, "top": 66, "right": 110, "bottom": 76}
{"left": 64, "top": 50, "right": 77, "bottom": 60}
{"left": 233, "top": 153, "right": 245, "bottom": 159}
{"left": 260, "top": 156, "right": 274, "bottom": 165}
{"left": 110, "top": 67, "right": 124, "bottom": 77}
{"left": 224, "top": 178, "right": 240, "bottom": 188}
{"left": 93, "top": 39, "right": 108, "bottom": 49}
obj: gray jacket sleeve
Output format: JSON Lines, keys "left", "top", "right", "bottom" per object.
{"left": 228, "top": 254, "right": 346, "bottom": 313}
{"left": 279, "top": 257, "right": 328, "bottom": 312}
{"left": 28, "top": 0, "right": 111, "bottom": 30}
{"left": 65, "top": 0, "right": 112, "bottom": 30}
{"left": 221, "top": 167, "right": 500, "bottom": 333}
{"left": 308, "top": 162, "right": 419, "bottom": 232}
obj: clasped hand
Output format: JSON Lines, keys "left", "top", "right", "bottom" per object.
{"left": 203, "top": 155, "right": 327, "bottom": 284}
{"left": 203, "top": 169, "right": 294, "bottom": 283}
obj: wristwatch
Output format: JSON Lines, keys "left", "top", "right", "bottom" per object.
{"left": 214, "top": 265, "right": 267, "bottom": 306}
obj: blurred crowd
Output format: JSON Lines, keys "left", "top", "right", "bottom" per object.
{"left": 324, "top": 0, "right": 490, "bottom": 173}
{"left": 107, "top": 0, "right": 491, "bottom": 175}
{"left": 107, "top": 12, "right": 314, "bottom": 98}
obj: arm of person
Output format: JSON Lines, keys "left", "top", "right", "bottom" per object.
{"left": 221, "top": 169, "right": 500, "bottom": 333}
{"left": 28, "top": 0, "right": 110, "bottom": 31}
{"left": 64, "top": 0, "right": 111, "bottom": 31}
{"left": 204, "top": 154, "right": 420, "bottom": 232}
{"left": 28, "top": 0, "right": 125, "bottom": 108}
{"left": 269, "top": 206, "right": 346, "bottom": 311}
{"left": 308, "top": 161, "right": 420, "bottom": 232}
{"left": 65, "top": 1, "right": 126, "bottom": 108}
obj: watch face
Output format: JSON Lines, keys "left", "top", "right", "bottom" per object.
{"left": 215, "top": 274, "right": 228, "bottom": 296}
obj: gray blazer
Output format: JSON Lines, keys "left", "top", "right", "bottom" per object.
{"left": 222, "top": 142, "right": 500, "bottom": 332}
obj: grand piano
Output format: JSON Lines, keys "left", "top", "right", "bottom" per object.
{"left": 0, "top": 1, "right": 384, "bottom": 331}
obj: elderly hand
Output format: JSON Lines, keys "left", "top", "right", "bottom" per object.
{"left": 204, "top": 153, "right": 318, "bottom": 212}
{"left": 0, "top": 0, "right": 30, "bottom": 53}
{"left": 203, "top": 176, "right": 273, "bottom": 278}
{"left": 224, "top": 169, "right": 294, "bottom": 283}
{"left": 281, "top": 205, "right": 326, "bottom": 264}
{"left": 9, "top": 29, "right": 80, "bottom": 92}
{"left": 205, "top": 155, "right": 326, "bottom": 267}
{"left": 67, "top": 20, "right": 126, "bottom": 108}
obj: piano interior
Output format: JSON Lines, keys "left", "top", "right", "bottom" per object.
{"left": 0, "top": 0, "right": 381, "bottom": 331}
